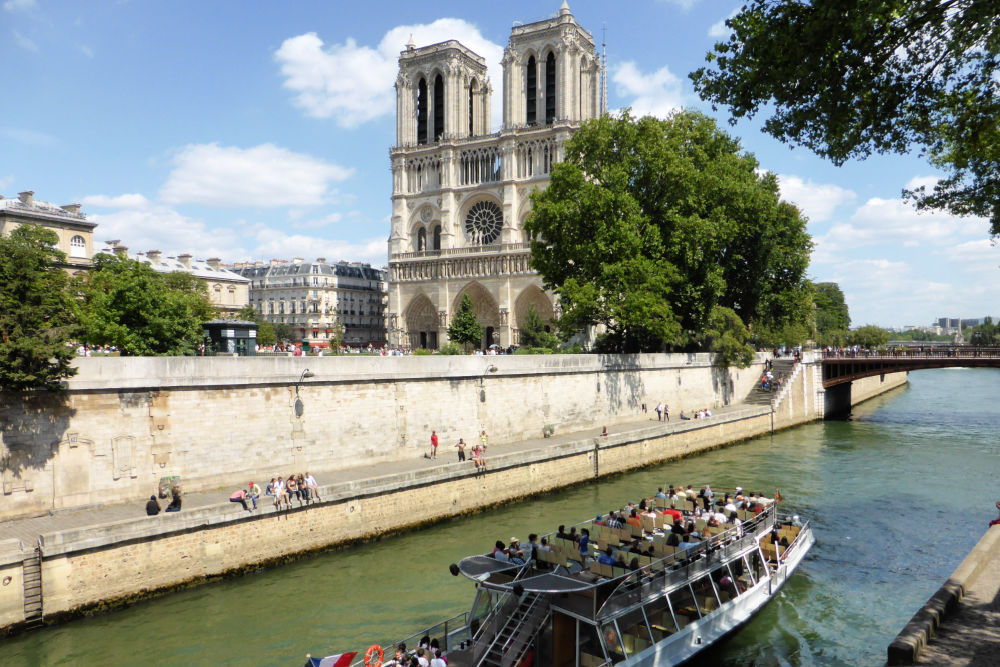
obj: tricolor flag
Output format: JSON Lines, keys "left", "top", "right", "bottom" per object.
{"left": 306, "top": 652, "right": 357, "bottom": 667}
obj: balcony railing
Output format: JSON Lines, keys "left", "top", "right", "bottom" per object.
{"left": 391, "top": 242, "right": 530, "bottom": 261}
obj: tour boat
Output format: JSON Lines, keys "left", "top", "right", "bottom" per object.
{"left": 337, "top": 489, "right": 813, "bottom": 667}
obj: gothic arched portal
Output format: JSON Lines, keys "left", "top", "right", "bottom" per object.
{"left": 515, "top": 286, "right": 554, "bottom": 344}
{"left": 405, "top": 293, "right": 439, "bottom": 349}
{"left": 453, "top": 281, "right": 500, "bottom": 349}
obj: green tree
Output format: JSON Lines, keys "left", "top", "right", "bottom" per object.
{"left": 691, "top": 0, "right": 1000, "bottom": 235}
{"left": 273, "top": 322, "right": 295, "bottom": 345}
{"left": 813, "top": 282, "right": 851, "bottom": 346}
{"left": 76, "top": 254, "right": 216, "bottom": 356}
{"left": 235, "top": 304, "right": 276, "bottom": 346}
{"left": 967, "top": 317, "right": 1000, "bottom": 346}
{"left": 518, "top": 304, "right": 559, "bottom": 350}
{"left": 447, "top": 294, "right": 483, "bottom": 350}
{"left": 0, "top": 225, "right": 78, "bottom": 391}
{"left": 849, "top": 325, "right": 891, "bottom": 349}
{"left": 525, "top": 110, "right": 812, "bottom": 363}
{"left": 327, "top": 321, "right": 345, "bottom": 352}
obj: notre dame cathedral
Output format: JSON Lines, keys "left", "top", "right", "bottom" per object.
{"left": 387, "top": 2, "right": 602, "bottom": 350}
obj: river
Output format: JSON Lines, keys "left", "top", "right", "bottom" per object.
{"left": 4, "top": 368, "right": 999, "bottom": 666}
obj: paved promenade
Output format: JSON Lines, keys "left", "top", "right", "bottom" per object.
{"left": 915, "top": 533, "right": 1000, "bottom": 666}
{"left": 0, "top": 404, "right": 757, "bottom": 548}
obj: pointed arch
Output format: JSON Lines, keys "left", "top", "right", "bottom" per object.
{"left": 404, "top": 293, "right": 439, "bottom": 349}
{"left": 526, "top": 55, "right": 537, "bottom": 125}
{"left": 453, "top": 281, "right": 501, "bottom": 348}
{"left": 515, "top": 285, "right": 554, "bottom": 333}
{"left": 416, "top": 77, "right": 428, "bottom": 144}
{"left": 433, "top": 74, "right": 445, "bottom": 141}
{"left": 545, "top": 51, "right": 556, "bottom": 124}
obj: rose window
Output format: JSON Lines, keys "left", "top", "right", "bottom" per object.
{"left": 464, "top": 201, "right": 503, "bottom": 245}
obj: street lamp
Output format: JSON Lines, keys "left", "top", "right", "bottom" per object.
{"left": 295, "top": 368, "right": 315, "bottom": 396}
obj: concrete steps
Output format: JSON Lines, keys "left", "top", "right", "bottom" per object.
{"left": 745, "top": 359, "right": 797, "bottom": 407}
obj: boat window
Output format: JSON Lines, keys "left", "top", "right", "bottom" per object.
{"left": 578, "top": 622, "right": 605, "bottom": 667}
{"left": 667, "top": 584, "right": 699, "bottom": 630}
{"left": 715, "top": 564, "right": 741, "bottom": 603}
{"left": 642, "top": 596, "right": 678, "bottom": 641}
{"left": 751, "top": 548, "right": 768, "bottom": 581}
{"left": 692, "top": 574, "right": 721, "bottom": 617}
{"left": 469, "top": 588, "right": 496, "bottom": 637}
{"left": 600, "top": 622, "right": 625, "bottom": 664}
{"left": 616, "top": 606, "right": 653, "bottom": 658}
{"left": 736, "top": 554, "right": 756, "bottom": 589}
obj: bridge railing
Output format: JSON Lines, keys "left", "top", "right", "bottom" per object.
{"left": 822, "top": 347, "right": 1000, "bottom": 360}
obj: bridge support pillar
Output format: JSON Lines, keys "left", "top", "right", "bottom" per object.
{"left": 824, "top": 382, "right": 852, "bottom": 420}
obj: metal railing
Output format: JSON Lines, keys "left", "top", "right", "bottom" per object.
{"left": 822, "top": 346, "right": 1000, "bottom": 359}
{"left": 392, "top": 242, "right": 531, "bottom": 261}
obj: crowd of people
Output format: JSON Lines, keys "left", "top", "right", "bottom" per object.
{"left": 263, "top": 473, "right": 321, "bottom": 510}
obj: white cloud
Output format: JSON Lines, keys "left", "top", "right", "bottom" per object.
{"left": 275, "top": 18, "right": 504, "bottom": 129}
{"left": 12, "top": 30, "right": 38, "bottom": 52}
{"left": 708, "top": 10, "right": 738, "bottom": 38}
{"left": 612, "top": 61, "right": 687, "bottom": 118}
{"left": 776, "top": 175, "right": 855, "bottom": 224}
{"left": 3, "top": 0, "right": 36, "bottom": 11}
{"left": 816, "top": 196, "right": 987, "bottom": 253}
{"left": 0, "top": 127, "right": 55, "bottom": 146}
{"left": 904, "top": 174, "right": 939, "bottom": 192}
{"left": 79, "top": 44, "right": 94, "bottom": 58}
{"left": 81, "top": 193, "right": 151, "bottom": 209}
{"left": 249, "top": 226, "right": 387, "bottom": 266}
{"left": 159, "top": 143, "right": 353, "bottom": 208}
{"left": 657, "top": 0, "right": 701, "bottom": 9}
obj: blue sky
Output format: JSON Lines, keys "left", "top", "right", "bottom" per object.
{"left": 2, "top": 0, "right": 996, "bottom": 328}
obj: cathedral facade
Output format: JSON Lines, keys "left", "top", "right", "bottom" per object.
{"left": 387, "top": 2, "right": 600, "bottom": 350}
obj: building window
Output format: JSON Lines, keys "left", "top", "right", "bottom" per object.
{"left": 545, "top": 52, "right": 557, "bottom": 124}
{"left": 465, "top": 201, "right": 503, "bottom": 245}
{"left": 526, "top": 56, "right": 537, "bottom": 125}
{"left": 433, "top": 74, "right": 444, "bottom": 141}
{"left": 433, "top": 224, "right": 442, "bottom": 250}
{"left": 69, "top": 235, "right": 86, "bottom": 258}
{"left": 417, "top": 227, "right": 426, "bottom": 252}
{"left": 417, "top": 77, "right": 428, "bottom": 144}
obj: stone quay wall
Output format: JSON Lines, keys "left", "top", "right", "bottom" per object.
{"left": 0, "top": 360, "right": 908, "bottom": 631}
{"left": 1, "top": 353, "right": 768, "bottom": 521}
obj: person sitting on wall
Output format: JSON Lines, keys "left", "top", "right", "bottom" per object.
{"left": 247, "top": 481, "right": 261, "bottom": 510}
{"left": 165, "top": 489, "right": 182, "bottom": 512}
{"left": 230, "top": 488, "right": 251, "bottom": 512}
{"left": 145, "top": 495, "right": 161, "bottom": 516}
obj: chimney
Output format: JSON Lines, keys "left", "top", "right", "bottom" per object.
{"left": 147, "top": 249, "right": 162, "bottom": 264}
{"left": 177, "top": 253, "right": 192, "bottom": 269}
{"left": 292, "top": 257, "right": 304, "bottom": 263}
{"left": 207, "top": 257, "right": 221, "bottom": 271}
{"left": 61, "top": 203, "right": 82, "bottom": 215}
{"left": 270, "top": 259, "right": 282, "bottom": 267}
{"left": 113, "top": 244, "right": 129, "bottom": 257}
{"left": 18, "top": 191, "right": 34, "bottom": 205}
{"left": 316, "top": 257, "right": 326, "bottom": 263}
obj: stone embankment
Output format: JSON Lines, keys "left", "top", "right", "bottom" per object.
{"left": 889, "top": 525, "right": 1000, "bottom": 666}
{"left": 0, "top": 352, "right": 907, "bottom": 633}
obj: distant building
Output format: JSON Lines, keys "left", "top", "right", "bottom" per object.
{"left": 97, "top": 241, "right": 250, "bottom": 315}
{"left": 230, "top": 258, "right": 388, "bottom": 348}
{"left": 0, "top": 190, "right": 96, "bottom": 272}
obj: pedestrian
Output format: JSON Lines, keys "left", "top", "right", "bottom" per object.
{"left": 229, "top": 488, "right": 250, "bottom": 512}
{"left": 430, "top": 430, "right": 438, "bottom": 459}
{"left": 145, "top": 495, "right": 161, "bottom": 516}
{"left": 664, "top": 403, "right": 669, "bottom": 421}
{"left": 655, "top": 402, "right": 664, "bottom": 421}
{"left": 455, "top": 438, "right": 466, "bottom": 462}
{"left": 165, "top": 489, "right": 182, "bottom": 512}
{"left": 247, "top": 481, "right": 261, "bottom": 510}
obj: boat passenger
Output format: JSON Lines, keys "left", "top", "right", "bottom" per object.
{"left": 523, "top": 533, "right": 538, "bottom": 563}
{"left": 607, "top": 512, "right": 623, "bottom": 529}
{"left": 578, "top": 528, "right": 590, "bottom": 564}
{"left": 626, "top": 510, "right": 642, "bottom": 528}
{"left": 429, "top": 649, "right": 446, "bottom": 667}
{"left": 508, "top": 537, "right": 525, "bottom": 564}
{"left": 627, "top": 557, "right": 640, "bottom": 571}
{"left": 598, "top": 547, "right": 616, "bottom": 565}
{"left": 493, "top": 540, "right": 510, "bottom": 562}
{"left": 667, "top": 532, "right": 681, "bottom": 547}
{"left": 656, "top": 487, "right": 667, "bottom": 499}
{"left": 415, "top": 647, "right": 429, "bottom": 666}
{"left": 593, "top": 514, "right": 606, "bottom": 526}
{"left": 419, "top": 636, "right": 430, "bottom": 650}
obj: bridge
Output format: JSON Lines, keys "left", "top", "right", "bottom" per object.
{"left": 822, "top": 347, "right": 1000, "bottom": 388}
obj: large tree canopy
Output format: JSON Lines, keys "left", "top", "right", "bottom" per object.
{"left": 525, "top": 110, "right": 813, "bottom": 362}
{"left": 691, "top": 0, "right": 1000, "bottom": 234}
{"left": 813, "top": 281, "right": 851, "bottom": 346}
{"left": 0, "top": 225, "right": 78, "bottom": 392}
{"left": 76, "top": 254, "right": 216, "bottom": 356}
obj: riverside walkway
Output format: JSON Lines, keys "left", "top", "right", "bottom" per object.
{"left": 0, "top": 403, "right": 762, "bottom": 547}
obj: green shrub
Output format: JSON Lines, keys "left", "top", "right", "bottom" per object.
{"left": 413, "top": 348, "right": 433, "bottom": 356}
{"left": 439, "top": 342, "right": 463, "bottom": 355}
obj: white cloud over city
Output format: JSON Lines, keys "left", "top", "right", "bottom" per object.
{"left": 776, "top": 175, "right": 856, "bottom": 224}
{"left": 275, "top": 18, "right": 504, "bottom": 129}
{"left": 612, "top": 61, "right": 687, "bottom": 118}
{"left": 159, "top": 143, "right": 353, "bottom": 208}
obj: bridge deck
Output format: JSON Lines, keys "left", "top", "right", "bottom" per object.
{"left": 822, "top": 348, "right": 1000, "bottom": 388}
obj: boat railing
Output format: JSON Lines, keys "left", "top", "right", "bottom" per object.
{"left": 595, "top": 506, "right": 777, "bottom": 620}
{"left": 348, "top": 610, "right": 470, "bottom": 667}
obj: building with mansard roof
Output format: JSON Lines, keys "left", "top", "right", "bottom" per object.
{"left": 231, "top": 258, "right": 387, "bottom": 348}
{"left": 0, "top": 190, "right": 96, "bottom": 272}
{"left": 387, "top": 2, "right": 601, "bottom": 350}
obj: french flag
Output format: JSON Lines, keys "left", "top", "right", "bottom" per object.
{"left": 306, "top": 652, "right": 357, "bottom": 667}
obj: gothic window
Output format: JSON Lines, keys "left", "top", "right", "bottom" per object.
{"left": 433, "top": 74, "right": 444, "bottom": 141}
{"left": 465, "top": 201, "right": 503, "bottom": 245}
{"left": 545, "top": 52, "right": 556, "bottom": 124}
{"left": 69, "top": 235, "right": 86, "bottom": 258}
{"left": 526, "top": 56, "right": 537, "bottom": 125}
{"left": 432, "top": 225, "right": 442, "bottom": 250}
{"left": 469, "top": 78, "right": 477, "bottom": 136}
{"left": 417, "top": 227, "right": 427, "bottom": 251}
{"left": 417, "top": 77, "right": 428, "bottom": 144}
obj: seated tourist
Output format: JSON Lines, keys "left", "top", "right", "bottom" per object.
{"left": 523, "top": 534, "right": 538, "bottom": 563}
{"left": 626, "top": 509, "right": 642, "bottom": 528}
{"left": 607, "top": 512, "right": 623, "bottom": 529}
{"left": 593, "top": 514, "right": 606, "bottom": 526}
{"left": 667, "top": 532, "right": 681, "bottom": 547}
{"left": 598, "top": 547, "right": 616, "bottom": 565}
{"left": 655, "top": 487, "right": 667, "bottom": 499}
{"left": 493, "top": 540, "right": 510, "bottom": 562}
{"left": 508, "top": 537, "right": 525, "bottom": 564}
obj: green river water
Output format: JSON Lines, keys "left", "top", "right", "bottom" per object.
{"left": 3, "top": 368, "right": 999, "bottom": 666}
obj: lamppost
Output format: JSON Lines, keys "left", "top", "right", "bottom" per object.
{"left": 479, "top": 363, "right": 497, "bottom": 402}
{"left": 294, "top": 368, "right": 315, "bottom": 417}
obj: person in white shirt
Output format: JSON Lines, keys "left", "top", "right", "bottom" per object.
{"left": 430, "top": 650, "right": 446, "bottom": 667}
{"left": 304, "top": 472, "right": 320, "bottom": 502}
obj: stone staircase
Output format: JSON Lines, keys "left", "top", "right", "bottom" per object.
{"left": 745, "top": 359, "right": 798, "bottom": 408}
